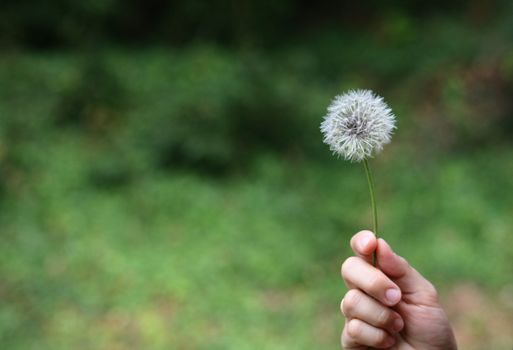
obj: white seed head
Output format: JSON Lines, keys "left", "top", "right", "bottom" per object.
{"left": 320, "top": 89, "right": 396, "bottom": 162}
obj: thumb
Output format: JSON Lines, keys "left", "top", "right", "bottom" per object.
{"left": 376, "top": 238, "right": 439, "bottom": 304}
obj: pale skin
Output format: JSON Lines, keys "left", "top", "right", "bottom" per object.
{"left": 340, "top": 231, "right": 458, "bottom": 349}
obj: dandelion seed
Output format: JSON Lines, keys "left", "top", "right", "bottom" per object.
{"left": 320, "top": 89, "right": 396, "bottom": 162}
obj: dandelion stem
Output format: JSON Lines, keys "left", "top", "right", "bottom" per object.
{"left": 363, "top": 159, "right": 378, "bottom": 266}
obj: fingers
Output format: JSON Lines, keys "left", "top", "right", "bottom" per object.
{"left": 342, "top": 319, "right": 396, "bottom": 349}
{"left": 350, "top": 230, "right": 377, "bottom": 264}
{"left": 341, "top": 232, "right": 443, "bottom": 349}
{"left": 375, "top": 238, "right": 410, "bottom": 279}
{"left": 341, "top": 256, "right": 401, "bottom": 306}
{"left": 376, "top": 238, "right": 439, "bottom": 303}
{"left": 341, "top": 289, "right": 404, "bottom": 334}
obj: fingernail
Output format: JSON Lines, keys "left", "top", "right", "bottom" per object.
{"left": 393, "top": 318, "right": 404, "bottom": 332}
{"left": 359, "top": 235, "right": 371, "bottom": 250}
{"left": 385, "top": 289, "right": 401, "bottom": 304}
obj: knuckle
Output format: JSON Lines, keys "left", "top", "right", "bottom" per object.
{"left": 409, "top": 266, "right": 439, "bottom": 303}
{"left": 425, "top": 281, "right": 439, "bottom": 301}
{"left": 342, "top": 289, "right": 362, "bottom": 315}
{"left": 375, "top": 307, "right": 391, "bottom": 327}
{"left": 346, "top": 319, "right": 362, "bottom": 339}
{"left": 367, "top": 272, "right": 382, "bottom": 293}
{"left": 424, "top": 279, "right": 437, "bottom": 295}
{"left": 402, "top": 256, "right": 411, "bottom": 269}
{"left": 411, "top": 267, "right": 440, "bottom": 302}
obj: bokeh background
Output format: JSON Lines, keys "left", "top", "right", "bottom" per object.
{"left": 1, "top": 0, "right": 513, "bottom": 349}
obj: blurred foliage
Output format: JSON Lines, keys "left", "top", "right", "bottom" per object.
{"left": 56, "top": 57, "right": 127, "bottom": 131}
{"left": 0, "top": 0, "right": 489, "bottom": 48}
{"left": 1, "top": 0, "right": 513, "bottom": 349}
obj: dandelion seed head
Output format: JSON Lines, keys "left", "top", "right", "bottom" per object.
{"left": 320, "top": 89, "right": 396, "bottom": 162}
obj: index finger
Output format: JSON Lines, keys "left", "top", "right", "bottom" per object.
{"left": 350, "top": 230, "right": 377, "bottom": 264}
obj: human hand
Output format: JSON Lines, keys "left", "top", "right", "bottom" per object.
{"left": 340, "top": 231, "right": 457, "bottom": 349}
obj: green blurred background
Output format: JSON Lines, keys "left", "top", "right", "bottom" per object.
{"left": 1, "top": 1, "right": 513, "bottom": 349}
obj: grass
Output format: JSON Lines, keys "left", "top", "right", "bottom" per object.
{"left": 1, "top": 128, "right": 513, "bottom": 348}
{"left": 1, "top": 45, "right": 512, "bottom": 348}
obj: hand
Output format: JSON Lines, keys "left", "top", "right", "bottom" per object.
{"left": 340, "top": 231, "right": 457, "bottom": 349}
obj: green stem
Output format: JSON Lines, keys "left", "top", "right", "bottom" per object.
{"left": 363, "top": 159, "right": 378, "bottom": 266}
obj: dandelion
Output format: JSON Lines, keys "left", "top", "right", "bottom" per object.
{"left": 320, "top": 89, "right": 395, "bottom": 162}
{"left": 320, "top": 89, "right": 396, "bottom": 265}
